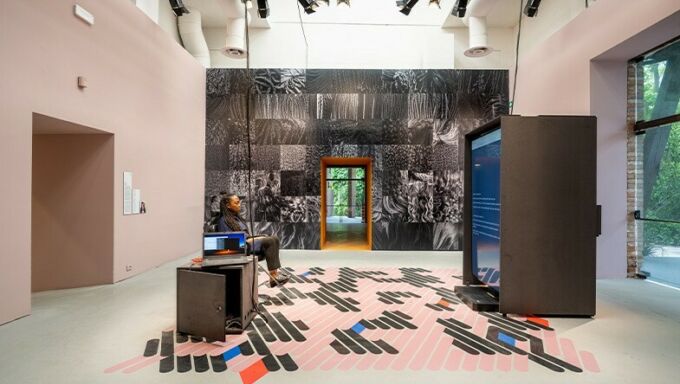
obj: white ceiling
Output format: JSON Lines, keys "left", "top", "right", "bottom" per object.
{"left": 182, "top": 0, "right": 523, "bottom": 29}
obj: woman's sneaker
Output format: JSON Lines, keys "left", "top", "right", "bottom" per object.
{"left": 269, "top": 274, "right": 290, "bottom": 288}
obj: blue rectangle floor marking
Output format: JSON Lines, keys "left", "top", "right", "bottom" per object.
{"left": 222, "top": 346, "right": 241, "bottom": 361}
{"left": 498, "top": 332, "right": 516, "bottom": 347}
{"left": 351, "top": 323, "right": 366, "bottom": 334}
{"left": 302, "top": 272, "right": 311, "bottom": 276}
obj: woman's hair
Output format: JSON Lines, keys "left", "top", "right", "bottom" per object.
{"left": 219, "top": 194, "right": 239, "bottom": 215}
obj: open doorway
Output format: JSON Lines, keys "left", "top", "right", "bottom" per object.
{"left": 31, "top": 113, "right": 114, "bottom": 293}
{"left": 321, "top": 158, "right": 372, "bottom": 250}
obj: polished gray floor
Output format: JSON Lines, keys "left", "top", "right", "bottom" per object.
{"left": 0, "top": 250, "right": 679, "bottom": 384}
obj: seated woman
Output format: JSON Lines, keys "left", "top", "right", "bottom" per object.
{"left": 217, "top": 194, "right": 289, "bottom": 287}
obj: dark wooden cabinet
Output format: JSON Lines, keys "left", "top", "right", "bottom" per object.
{"left": 176, "top": 258, "right": 257, "bottom": 341}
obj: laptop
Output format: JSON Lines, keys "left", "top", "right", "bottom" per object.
{"left": 201, "top": 232, "right": 250, "bottom": 268}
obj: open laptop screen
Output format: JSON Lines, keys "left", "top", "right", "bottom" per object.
{"left": 203, "top": 232, "right": 247, "bottom": 257}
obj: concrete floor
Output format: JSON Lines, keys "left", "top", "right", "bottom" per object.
{"left": 0, "top": 250, "right": 679, "bottom": 384}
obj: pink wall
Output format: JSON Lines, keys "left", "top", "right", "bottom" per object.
{"left": 0, "top": 0, "right": 205, "bottom": 324}
{"left": 32, "top": 130, "right": 114, "bottom": 291}
{"left": 512, "top": 0, "right": 680, "bottom": 278}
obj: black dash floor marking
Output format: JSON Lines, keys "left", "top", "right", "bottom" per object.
{"left": 270, "top": 297, "right": 283, "bottom": 306}
{"left": 334, "top": 280, "right": 358, "bottom": 293}
{"left": 344, "top": 329, "right": 383, "bottom": 354}
{"left": 378, "top": 316, "right": 404, "bottom": 330}
{"left": 438, "top": 320, "right": 511, "bottom": 355}
{"left": 486, "top": 312, "right": 540, "bottom": 331}
{"left": 262, "top": 354, "right": 280, "bottom": 372}
{"left": 176, "top": 333, "right": 188, "bottom": 343}
{"left": 262, "top": 312, "right": 292, "bottom": 342}
{"left": 239, "top": 341, "right": 254, "bottom": 356}
{"left": 486, "top": 319, "right": 529, "bottom": 341}
{"left": 289, "top": 287, "right": 307, "bottom": 299}
{"left": 277, "top": 354, "right": 298, "bottom": 371}
{"left": 313, "top": 290, "right": 349, "bottom": 312}
{"left": 273, "top": 312, "right": 306, "bottom": 342}
{"left": 160, "top": 331, "right": 174, "bottom": 357}
{"left": 293, "top": 320, "right": 309, "bottom": 331}
{"left": 299, "top": 275, "right": 314, "bottom": 283}
{"left": 330, "top": 339, "right": 350, "bottom": 354}
{"left": 426, "top": 303, "right": 443, "bottom": 311}
{"left": 370, "top": 318, "right": 390, "bottom": 330}
{"left": 313, "top": 278, "right": 339, "bottom": 293}
{"left": 442, "top": 328, "right": 499, "bottom": 355}
{"left": 383, "top": 311, "right": 417, "bottom": 329}
{"left": 452, "top": 339, "right": 480, "bottom": 355}
{"left": 378, "top": 292, "right": 403, "bottom": 304}
{"left": 392, "top": 310, "right": 413, "bottom": 320}
{"left": 247, "top": 330, "right": 271, "bottom": 355}
{"left": 438, "top": 317, "right": 472, "bottom": 330}
{"left": 305, "top": 292, "right": 326, "bottom": 305}
{"left": 359, "top": 319, "right": 376, "bottom": 330}
{"left": 159, "top": 355, "right": 174, "bottom": 373}
{"left": 253, "top": 318, "right": 277, "bottom": 342}
{"left": 319, "top": 288, "right": 361, "bottom": 312}
{"left": 378, "top": 297, "right": 393, "bottom": 305}
{"left": 435, "top": 303, "right": 455, "bottom": 312}
{"left": 177, "top": 355, "right": 192, "bottom": 373}
{"left": 144, "top": 339, "right": 159, "bottom": 357}
{"left": 345, "top": 297, "right": 360, "bottom": 305}
{"left": 374, "top": 339, "right": 399, "bottom": 354}
{"left": 329, "top": 282, "right": 349, "bottom": 293}
{"left": 332, "top": 329, "right": 366, "bottom": 354}
{"left": 210, "top": 355, "right": 227, "bottom": 372}
{"left": 277, "top": 293, "right": 294, "bottom": 306}
{"left": 280, "top": 287, "right": 296, "bottom": 299}
{"left": 193, "top": 354, "right": 209, "bottom": 373}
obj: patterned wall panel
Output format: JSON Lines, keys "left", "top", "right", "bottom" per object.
{"left": 205, "top": 69, "right": 508, "bottom": 250}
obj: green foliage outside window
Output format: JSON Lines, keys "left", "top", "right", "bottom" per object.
{"left": 644, "top": 123, "right": 680, "bottom": 253}
{"left": 328, "top": 167, "right": 365, "bottom": 217}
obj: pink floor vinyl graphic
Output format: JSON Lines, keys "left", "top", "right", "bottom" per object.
{"left": 104, "top": 267, "right": 600, "bottom": 382}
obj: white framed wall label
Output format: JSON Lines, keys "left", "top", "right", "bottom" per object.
{"left": 123, "top": 171, "right": 133, "bottom": 215}
{"left": 132, "top": 189, "right": 141, "bottom": 214}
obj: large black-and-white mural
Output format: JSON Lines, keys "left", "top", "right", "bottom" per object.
{"left": 205, "top": 69, "right": 508, "bottom": 250}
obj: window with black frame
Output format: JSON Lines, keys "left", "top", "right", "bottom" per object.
{"left": 632, "top": 37, "right": 680, "bottom": 287}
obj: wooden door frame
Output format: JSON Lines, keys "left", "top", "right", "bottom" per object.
{"left": 320, "top": 157, "right": 372, "bottom": 250}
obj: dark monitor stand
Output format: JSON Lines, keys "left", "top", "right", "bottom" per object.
{"left": 454, "top": 286, "right": 499, "bottom": 312}
{"left": 176, "top": 256, "right": 257, "bottom": 341}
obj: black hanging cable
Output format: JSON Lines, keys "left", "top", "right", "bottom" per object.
{"left": 510, "top": 0, "right": 524, "bottom": 115}
{"left": 297, "top": 1, "right": 310, "bottom": 69}
{"left": 242, "top": 1, "right": 267, "bottom": 322}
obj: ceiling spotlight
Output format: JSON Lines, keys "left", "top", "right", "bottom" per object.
{"left": 337, "top": 0, "right": 350, "bottom": 6}
{"left": 256, "top": 0, "right": 269, "bottom": 18}
{"left": 429, "top": 0, "right": 440, "bottom": 8}
{"left": 168, "top": 0, "right": 189, "bottom": 17}
{"left": 450, "top": 0, "right": 468, "bottom": 17}
{"left": 298, "top": 0, "right": 319, "bottom": 14}
{"left": 396, "top": 0, "right": 419, "bottom": 15}
{"left": 523, "top": 0, "right": 542, "bottom": 17}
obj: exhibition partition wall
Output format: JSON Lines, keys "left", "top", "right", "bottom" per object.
{"left": 204, "top": 69, "right": 508, "bottom": 250}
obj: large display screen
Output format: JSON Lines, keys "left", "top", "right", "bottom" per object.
{"left": 471, "top": 127, "right": 501, "bottom": 292}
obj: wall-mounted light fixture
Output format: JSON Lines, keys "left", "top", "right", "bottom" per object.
{"left": 396, "top": 0, "right": 420, "bottom": 16}
{"left": 450, "top": 0, "right": 468, "bottom": 17}
{"left": 298, "top": 0, "right": 319, "bottom": 14}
